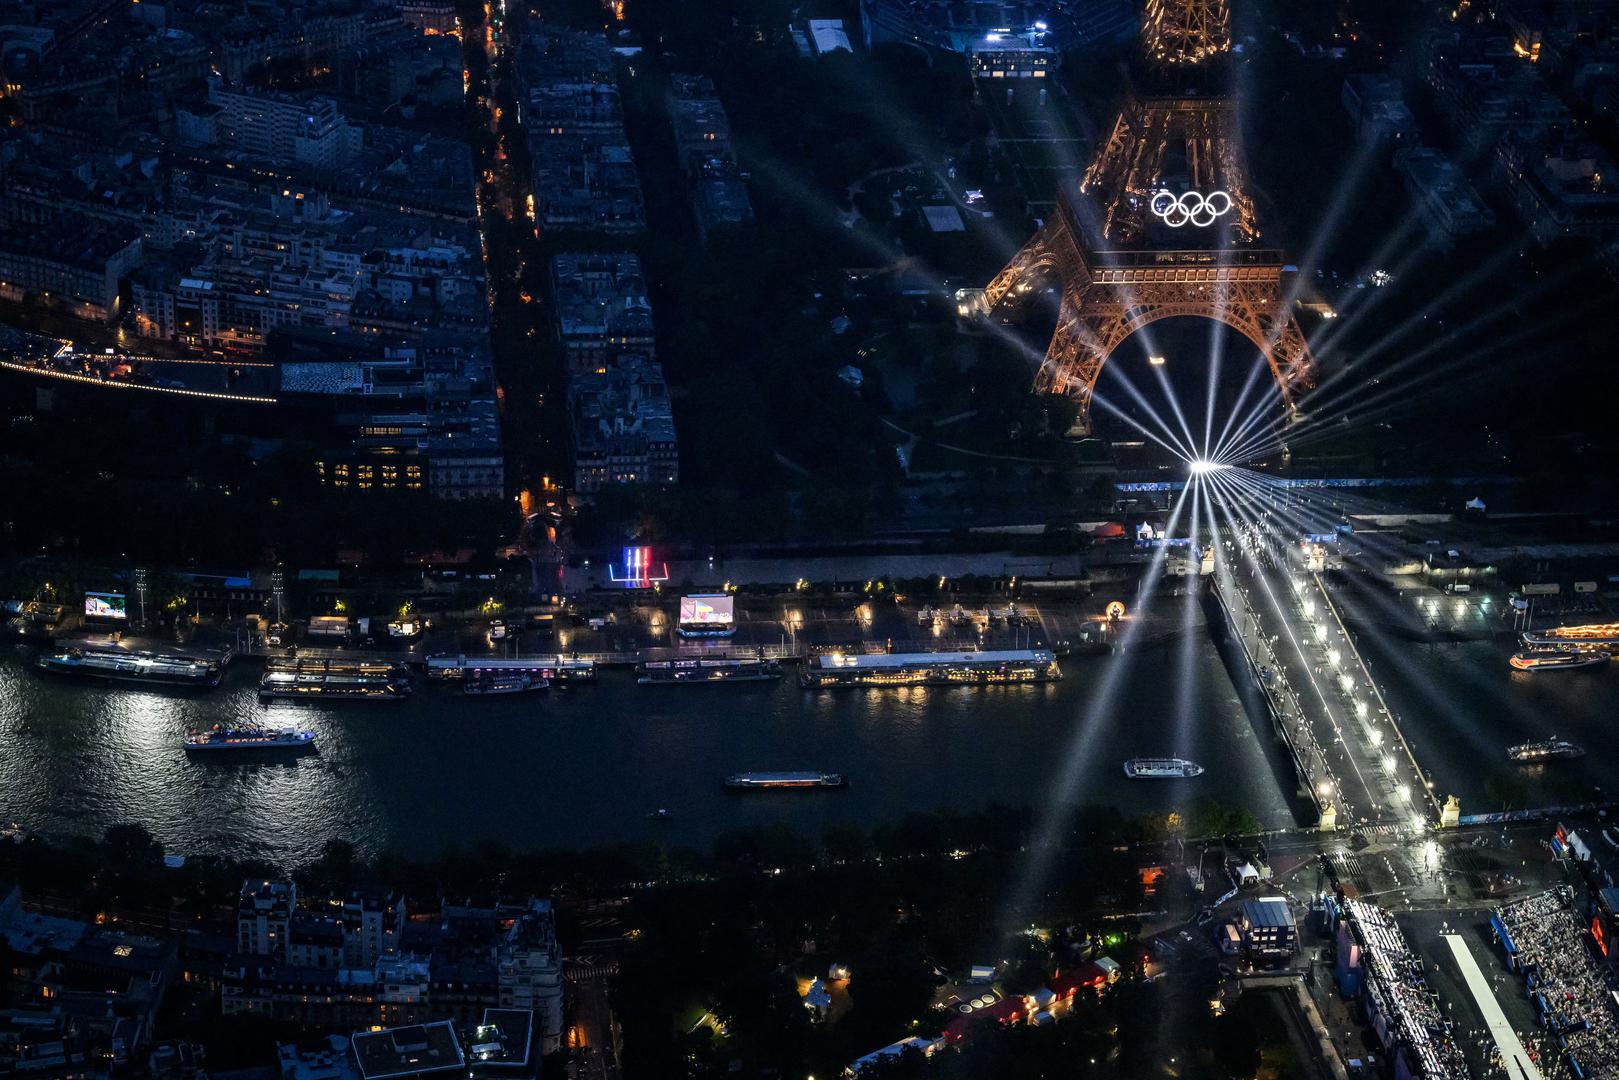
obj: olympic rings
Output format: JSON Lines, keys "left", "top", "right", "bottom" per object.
{"left": 1149, "top": 189, "right": 1233, "bottom": 228}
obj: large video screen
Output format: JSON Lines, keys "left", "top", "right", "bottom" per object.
{"left": 85, "top": 592, "right": 128, "bottom": 620}
{"left": 679, "top": 594, "right": 734, "bottom": 626}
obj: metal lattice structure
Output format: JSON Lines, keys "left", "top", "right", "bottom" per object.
{"left": 1144, "top": 0, "right": 1231, "bottom": 66}
{"left": 982, "top": 0, "right": 1315, "bottom": 435}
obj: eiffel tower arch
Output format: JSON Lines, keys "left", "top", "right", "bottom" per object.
{"left": 981, "top": 0, "right": 1316, "bottom": 436}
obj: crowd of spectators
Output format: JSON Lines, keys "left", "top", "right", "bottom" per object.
{"left": 1498, "top": 888, "right": 1619, "bottom": 1078}
{"left": 1345, "top": 899, "right": 1470, "bottom": 1079}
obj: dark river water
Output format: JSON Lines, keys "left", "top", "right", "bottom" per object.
{"left": 1354, "top": 633, "right": 1619, "bottom": 817}
{"left": 4, "top": 622, "right": 1609, "bottom": 867}
{"left": 0, "top": 632, "right": 1293, "bottom": 867}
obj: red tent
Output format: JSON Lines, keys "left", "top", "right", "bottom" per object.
{"left": 1048, "top": 962, "right": 1108, "bottom": 1000}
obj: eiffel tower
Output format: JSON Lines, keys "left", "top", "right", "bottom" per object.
{"left": 979, "top": 0, "right": 1315, "bottom": 436}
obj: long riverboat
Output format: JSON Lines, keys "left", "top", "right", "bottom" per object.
{"left": 638, "top": 656, "right": 782, "bottom": 685}
{"left": 38, "top": 647, "right": 223, "bottom": 688}
{"left": 799, "top": 648, "right": 1060, "bottom": 689}
{"left": 259, "top": 658, "right": 412, "bottom": 701}
{"left": 723, "top": 772, "right": 846, "bottom": 791}
{"left": 1507, "top": 651, "right": 1608, "bottom": 672}
{"left": 185, "top": 724, "right": 316, "bottom": 752}
{"left": 1518, "top": 622, "right": 1619, "bottom": 650}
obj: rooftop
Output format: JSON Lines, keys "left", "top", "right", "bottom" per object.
{"left": 1241, "top": 896, "right": 1296, "bottom": 929}
{"left": 467, "top": 1009, "right": 533, "bottom": 1070}
{"left": 350, "top": 1022, "right": 464, "bottom": 1080}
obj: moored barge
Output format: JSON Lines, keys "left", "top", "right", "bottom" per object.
{"left": 799, "top": 648, "right": 1060, "bottom": 689}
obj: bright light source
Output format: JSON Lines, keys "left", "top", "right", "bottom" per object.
{"left": 1148, "top": 354, "right": 1167, "bottom": 366}
{"left": 1188, "top": 459, "right": 1226, "bottom": 475}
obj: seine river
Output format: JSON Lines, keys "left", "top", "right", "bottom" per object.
{"left": 0, "top": 636, "right": 1294, "bottom": 866}
{"left": 1355, "top": 635, "right": 1619, "bottom": 817}
{"left": 4, "top": 628, "right": 1610, "bottom": 866}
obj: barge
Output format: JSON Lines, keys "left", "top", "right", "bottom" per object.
{"left": 38, "top": 647, "right": 223, "bottom": 688}
{"left": 185, "top": 724, "right": 316, "bottom": 752}
{"left": 1508, "top": 651, "right": 1608, "bottom": 672}
{"left": 259, "top": 658, "right": 412, "bottom": 701}
{"left": 799, "top": 648, "right": 1060, "bottom": 689}
{"left": 724, "top": 772, "right": 846, "bottom": 791}
{"left": 638, "top": 656, "right": 782, "bottom": 685}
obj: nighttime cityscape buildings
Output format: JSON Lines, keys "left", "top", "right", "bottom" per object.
{"left": 3, "top": 0, "right": 1619, "bottom": 1078}
{"left": 520, "top": 26, "right": 646, "bottom": 235}
{"left": 550, "top": 252, "right": 676, "bottom": 492}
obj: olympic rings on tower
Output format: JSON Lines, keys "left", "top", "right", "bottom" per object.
{"left": 1148, "top": 189, "right": 1233, "bottom": 228}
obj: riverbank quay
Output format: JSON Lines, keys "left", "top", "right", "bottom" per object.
{"left": 23, "top": 569, "right": 1202, "bottom": 671}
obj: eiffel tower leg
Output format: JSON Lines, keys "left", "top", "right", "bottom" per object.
{"left": 1225, "top": 284, "right": 1318, "bottom": 427}
{"left": 1269, "top": 314, "right": 1314, "bottom": 425}
{"left": 983, "top": 219, "right": 1060, "bottom": 312}
{"left": 1035, "top": 291, "right": 1109, "bottom": 437}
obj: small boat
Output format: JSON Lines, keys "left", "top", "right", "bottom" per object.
{"left": 723, "top": 771, "right": 847, "bottom": 791}
{"left": 1507, "top": 738, "right": 1584, "bottom": 763}
{"left": 185, "top": 724, "right": 315, "bottom": 752}
{"left": 649, "top": 808, "right": 672, "bottom": 821}
{"left": 464, "top": 672, "right": 548, "bottom": 695}
{"left": 1508, "top": 651, "right": 1607, "bottom": 672}
{"left": 1124, "top": 757, "right": 1205, "bottom": 779}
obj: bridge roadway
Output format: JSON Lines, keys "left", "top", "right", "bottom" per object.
{"left": 1214, "top": 529, "right": 1439, "bottom": 831}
